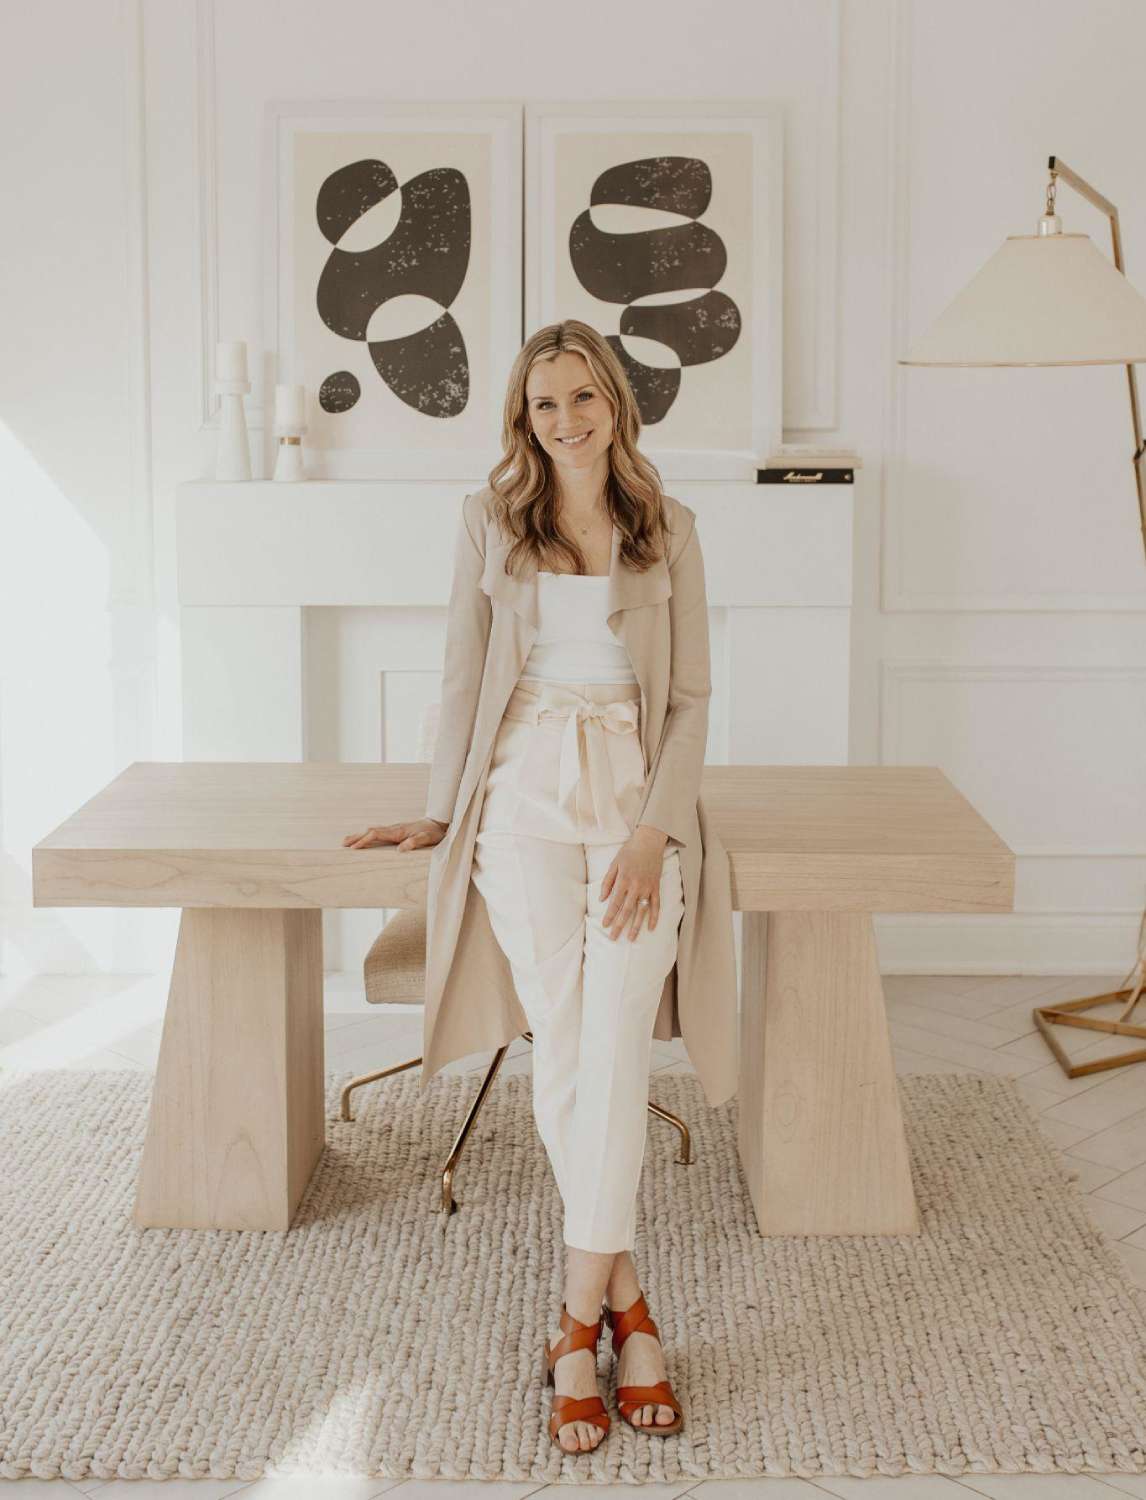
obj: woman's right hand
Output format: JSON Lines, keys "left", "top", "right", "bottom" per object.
{"left": 342, "top": 817, "right": 448, "bottom": 852}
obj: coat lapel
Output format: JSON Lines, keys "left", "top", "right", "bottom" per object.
{"left": 479, "top": 513, "right": 673, "bottom": 750}
{"left": 479, "top": 518, "right": 672, "bottom": 633}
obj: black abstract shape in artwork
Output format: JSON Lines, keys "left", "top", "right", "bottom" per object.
{"left": 317, "top": 159, "right": 399, "bottom": 245}
{"left": 620, "top": 289, "right": 741, "bottom": 365}
{"left": 568, "top": 155, "right": 742, "bottom": 424}
{"left": 314, "top": 159, "right": 471, "bottom": 419}
{"left": 606, "top": 336, "right": 680, "bottom": 426}
{"left": 368, "top": 313, "right": 467, "bottom": 417}
{"left": 319, "top": 369, "right": 361, "bottom": 415}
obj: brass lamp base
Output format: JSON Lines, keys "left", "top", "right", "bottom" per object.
{"left": 1032, "top": 917, "right": 1146, "bottom": 1078}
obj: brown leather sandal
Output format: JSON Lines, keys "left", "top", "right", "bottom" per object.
{"left": 604, "top": 1290, "right": 684, "bottom": 1435}
{"left": 544, "top": 1302, "right": 611, "bottom": 1451}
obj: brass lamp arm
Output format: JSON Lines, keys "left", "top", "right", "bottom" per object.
{"left": 1048, "top": 156, "right": 1146, "bottom": 559}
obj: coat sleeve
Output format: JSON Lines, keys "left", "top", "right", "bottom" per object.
{"left": 635, "top": 509, "right": 711, "bottom": 851}
{"left": 424, "top": 493, "right": 491, "bottom": 825}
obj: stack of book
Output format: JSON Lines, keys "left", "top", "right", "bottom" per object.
{"left": 757, "top": 443, "right": 860, "bottom": 484}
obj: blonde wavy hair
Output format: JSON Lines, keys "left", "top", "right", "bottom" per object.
{"left": 486, "top": 319, "right": 670, "bottom": 577}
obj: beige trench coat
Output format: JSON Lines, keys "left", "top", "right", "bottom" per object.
{"left": 418, "top": 485, "right": 738, "bottom": 1108}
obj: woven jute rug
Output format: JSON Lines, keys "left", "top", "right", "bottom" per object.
{"left": 2, "top": 1066, "right": 1146, "bottom": 1484}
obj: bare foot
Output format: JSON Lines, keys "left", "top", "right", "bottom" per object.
{"left": 549, "top": 1325, "right": 607, "bottom": 1453}
{"left": 610, "top": 1307, "right": 676, "bottom": 1428}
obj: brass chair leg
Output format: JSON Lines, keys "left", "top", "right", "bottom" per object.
{"left": 339, "top": 1054, "right": 422, "bottom": 1122}
{"left": 440, "top": 1043, "right": 512, "bottom": 1214}
{"left": 340, "top": 1043, "right": 511, "bottom": 1213}
{"left": 342, "top": 1028, "right": 693, "bottom": 1223}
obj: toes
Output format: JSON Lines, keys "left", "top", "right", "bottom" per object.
{"left": 628, "top": 1402, "right": 674, "bottom": 1427}
{"left": 558, "top": 1420, "right": 602, "bottom": 1452}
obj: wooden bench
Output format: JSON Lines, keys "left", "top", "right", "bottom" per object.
{"left": 32, "top": 763, "right": 1014, "bottom": 1234}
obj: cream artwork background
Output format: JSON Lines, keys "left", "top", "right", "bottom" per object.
{"left": 289, "top": 127, "right": 495, "bottom": 453}
{"left": 551, "top": 128, "right": 756, "bottom": 451}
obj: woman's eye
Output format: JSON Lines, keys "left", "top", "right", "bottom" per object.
{"left": 535, "top": 391, "right": 593, "bottom": 410}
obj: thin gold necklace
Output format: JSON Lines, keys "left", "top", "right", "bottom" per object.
{"left": 563, "top": 502, "right": 608, "bottom": 536}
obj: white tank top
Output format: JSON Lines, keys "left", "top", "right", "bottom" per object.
{"left": 519, "top": 572, "right": 638, "bottom": 685}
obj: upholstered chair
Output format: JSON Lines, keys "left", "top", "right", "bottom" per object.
{"left": 341, "top": 700, "right": 694, "bottom": 1215}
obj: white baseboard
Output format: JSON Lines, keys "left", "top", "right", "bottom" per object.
{"left": 872, "top": 912, "right": 1137, "bottom": 976}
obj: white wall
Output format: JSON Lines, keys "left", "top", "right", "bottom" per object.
{"left": 864, "top": 0, "right": 1146, "bottom": 970}
{"left": 0, "top": 1, "right": 167, "bottom": 976}
{"left": 2, "top": 0, "right": 1143, "bottom": 979}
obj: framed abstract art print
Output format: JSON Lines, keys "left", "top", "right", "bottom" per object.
{"left": 524, "top": 100, "right": 783, "bottom": 480}
{"left": 262, "top": 100, "right": 522, "bottom": 480}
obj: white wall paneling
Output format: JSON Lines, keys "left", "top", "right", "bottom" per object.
{"left": 180, "top": 607, "right": 305, "bottom": 762}
{"left": 883, "top": 0, "right": 1146, "bottom": 613}
{"left": 1, "top": 0, "right": 170, "bottom": 979}
{"left": 729, "top": 610, "right": 853, "bottom": 765}
{"left": 881, "top": 662, "right": 1146, "bottom": 857}
{"left": 305, "top": 605, "right": 445, "bottom": 973}
{"left": 7, "top": 0, "right": 1143, "bottom": 984}
{"left": 877, "top": 660, "right": 1146, "bottom": 966}
{"left": 865, "top": 0, "right": 1146, "bottom": 973}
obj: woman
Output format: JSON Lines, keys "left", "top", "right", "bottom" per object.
{"left": 343, "top": 319, "right": 738, "bottom": 1456}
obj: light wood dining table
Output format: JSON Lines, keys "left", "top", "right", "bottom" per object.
{"left": 32, "top": 762, "right": 1014, "bottom": 1235}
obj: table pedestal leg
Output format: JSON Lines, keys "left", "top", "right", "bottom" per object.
{"left": 737, "top": 910, "right": 919, "bottom": 1235}
{"left": 134, "top": 907, "right": 325, "bottom": 1230}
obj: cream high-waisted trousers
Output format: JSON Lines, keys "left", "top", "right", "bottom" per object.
{"left": 470, "top": 676, "right": 685, "bottom": 1253}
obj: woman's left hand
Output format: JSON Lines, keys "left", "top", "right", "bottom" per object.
{"left": 600, "top": 825, "right": 670, "bottom": 941}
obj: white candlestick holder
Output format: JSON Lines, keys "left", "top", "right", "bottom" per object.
{"left": 273, "top": 428, "right": 307, "bottom": 482}
{"left": 215, "top": 375, "right": 252, "bottom": 481}
{"left": 272, "top": 382, "right": 308, "bottom": 481}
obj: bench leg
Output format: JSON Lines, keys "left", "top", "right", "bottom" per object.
{"left": 737, "top": 910, "right": 919, "bottom": 1236}
{"left": 134, "top": 907, "right": 325, "bottom": 1230}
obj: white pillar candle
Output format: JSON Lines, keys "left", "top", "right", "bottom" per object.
{"left": 217, "top": 340, "right": 248, "bottom": 382}
{"left": 274, "top": 383, "right": 307, "bottom": 429}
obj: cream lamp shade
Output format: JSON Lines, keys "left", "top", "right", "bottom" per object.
{"left": 900, "top": 232, "right": 1146, "bottom": 367}
{"left": 897, "top": 156, "right": 1146, "bottom": 564}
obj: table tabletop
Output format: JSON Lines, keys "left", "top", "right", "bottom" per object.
{"left": 32, "top": 761, "right": 1014, "bottom": 913}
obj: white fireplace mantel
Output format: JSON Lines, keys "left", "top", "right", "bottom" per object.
{"left": 176, "top": 480, "right": 854, "bottom": 610}
{"left": 174, "top": 477, "right": 857, "bottom": 769}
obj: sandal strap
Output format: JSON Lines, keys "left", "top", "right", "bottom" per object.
{"left": 616, "top": 1380, "right": 681, "bottom": 1417}
{"left": 606, "top": 1292, "right": 658, "bottom": 1353}
{"left": 549, "top": 1392, "right": 611, "bottom": 1435}
{"left": 547, "top": 1302, "right": 603, "bottom": 1371}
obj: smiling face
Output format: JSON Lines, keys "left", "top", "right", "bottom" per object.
{"left": 524, "top": 350, "right": 614, "bottom": 473}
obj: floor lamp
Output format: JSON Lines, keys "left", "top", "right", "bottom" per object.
{"left": 898, "top": 155, "right": 1146, "bottom": 1076}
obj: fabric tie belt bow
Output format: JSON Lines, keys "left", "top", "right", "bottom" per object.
{"left": 536, "top": 696, "right": 642, "bottom": 833}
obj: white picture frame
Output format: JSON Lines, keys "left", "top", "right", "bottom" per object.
{"left": 524, "top": 100, "right": 783, "bottom": 482}
{"left": 261, "top": 99, "right": 522, "bottom": 481}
